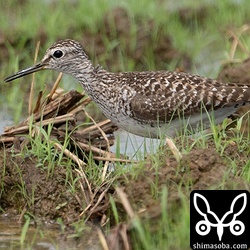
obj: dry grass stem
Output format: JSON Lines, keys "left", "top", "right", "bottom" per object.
{"left": 93, "top": 156, "right": 136, "bottom": 163}
{"left": 76, "top": 141, "right": 117, "bottom": 158}
{"left": 84, "top": 110, "right": 111, "bottom": 152}
{"left": 2, "top": 113, "right": 75, "bottom": 136}
{"left": 28, "top": 41, "right": 40, "bottom": 115}
{"left": 78, "top": 119, "right": 111, "bottom": 134}
{"left": 98, "top": 227, "right": 109, "bottom": 250}
{"left": 48, "top": 72, "right": 63, "bottom": 101}
{"left": 166, "top": 137, "right": 182, "bottom": 161}
{"left": 227, "top": 24, "right": 250, "bottom": 61}
{"left": 74, "top": 168, "right": 93, "bottom": 206}
{"left": 53, "top": 142, "right": 86, "bottom": 166}
{"left": 115, "top": 187, "right": 135, "bottom": 219}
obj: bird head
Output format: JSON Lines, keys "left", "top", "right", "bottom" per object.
{"left": 4, "top": 39, "right": 91, "bottom": 82}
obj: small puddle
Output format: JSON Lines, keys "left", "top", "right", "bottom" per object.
{"left": 0, "top": 214, "right": 100, "bottom": 250}
{"left": 0, "top": 215, "right": 57, "bottom": 250}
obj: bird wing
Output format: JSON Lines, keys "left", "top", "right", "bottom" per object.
{"left": 130, "top": 90, "right": 202, "bottom": 122}
{"left": 129, "top": 71, "right": 250, "bottom": 123}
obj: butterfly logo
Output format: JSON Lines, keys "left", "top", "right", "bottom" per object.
{"left": 193, "top": 193, "right": 247, "bottom": 241}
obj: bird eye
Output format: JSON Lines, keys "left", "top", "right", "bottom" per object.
{"left": 53, "top": 50, "right": 63, "bottom": 58}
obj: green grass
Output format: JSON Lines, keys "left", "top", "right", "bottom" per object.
{"left": 116, "top": 187, "right": 190, "bottom": 250}
{"left": 1, "top": 0, "right": 250, "bottom": 249}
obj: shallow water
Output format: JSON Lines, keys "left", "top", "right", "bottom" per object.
{"left": 0, "top": 214, "right": 58, "bottom": 250}
{"left": 0, "top": 106, "right": 14, "bottom": 134}
{"left": 110, "top": 129, "right": 163, "bottom": 159}
{"left": 0, "top": 214, "right": 100, "bottom": 250}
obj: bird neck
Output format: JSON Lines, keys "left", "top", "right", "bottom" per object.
{"left": 68, "top": 57, "right": 95, "bottom": 81}
{"left": 71, "top": 57, "right": 110, "bottom": 92}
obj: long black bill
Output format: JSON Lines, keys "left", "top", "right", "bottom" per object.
{"left": 4, "top": 62, "right": 45, "bottom": 82}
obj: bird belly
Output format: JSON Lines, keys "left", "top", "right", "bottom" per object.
{"left": 101, "top": 105, "right": 240, "bottom": 138}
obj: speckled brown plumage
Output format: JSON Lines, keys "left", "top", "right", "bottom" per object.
{"left": 4, "top": 39, "right": 250, "bottom": 138}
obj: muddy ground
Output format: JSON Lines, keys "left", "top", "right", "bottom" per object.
{"left": 0, "top": 6, "right": 250, "bottom": 249}
{"left": 1, "top": 138, "right": 248, "bottom": 221}
{"left": 0, "top": 134, "right": 249, "bottom": 249}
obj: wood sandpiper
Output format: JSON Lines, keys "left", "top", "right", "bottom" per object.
{"left": 4, "top": 39, "right": 250, "bottom": 138}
